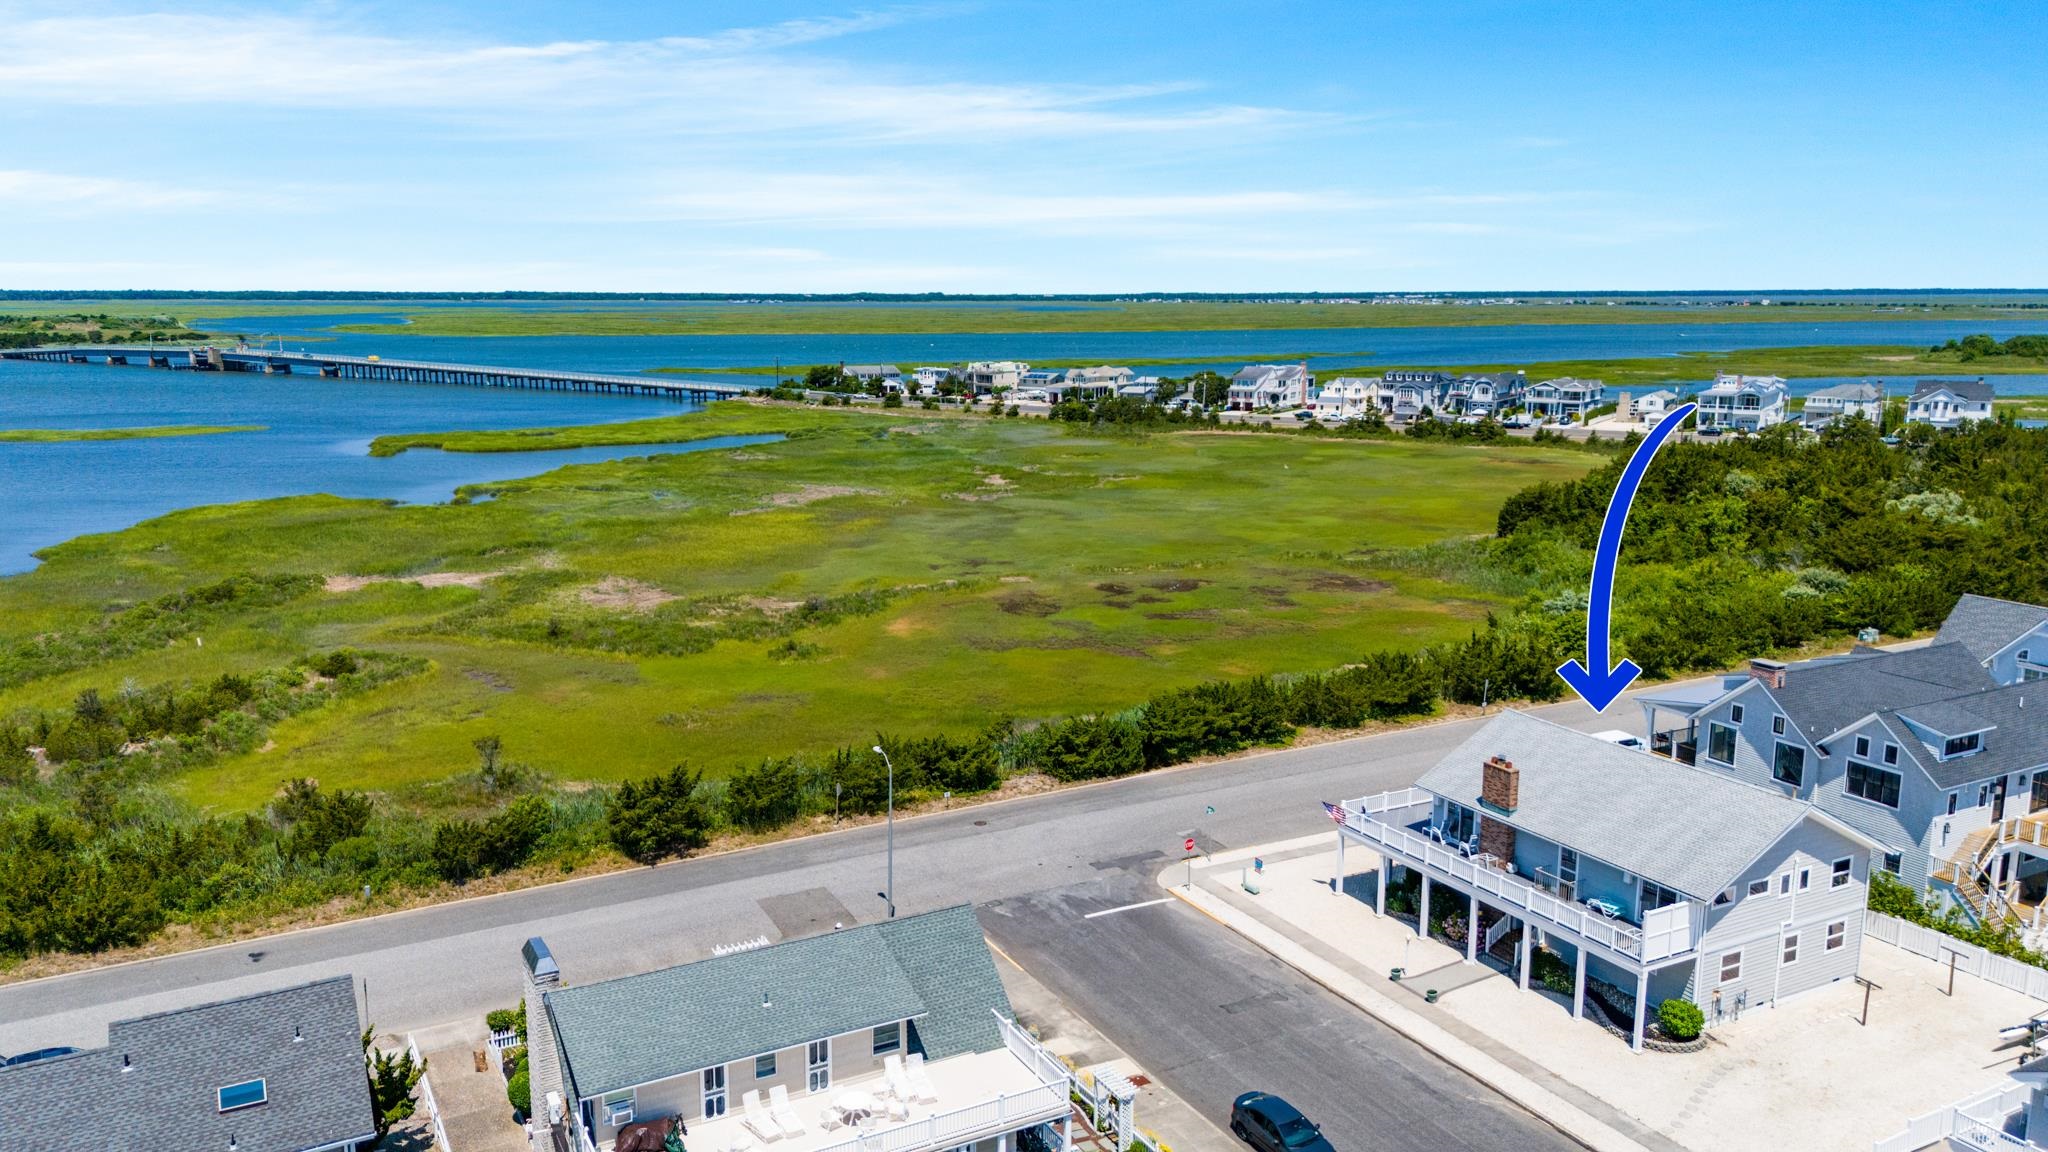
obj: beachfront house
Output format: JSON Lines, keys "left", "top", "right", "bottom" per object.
{"left": 1311, "top": 377, "right": 1387, "bottom": 420}
{"left": 1937, "top": 594, "right": 2048, "bottom": 686}
{"left": 966, "top": 362, "right": 1029, "bottom": 395}
{"left": 1908, "top": 379, "right": 1995, "bottom": 428}
{"left": 912, "top": 367, "right": 956, "bottom": 395}
{"left": 1693, "top": 373, "right": 1789, "bottom": 433}
{"left": 1062, "top": 365, "right": 1134, "bottom": 399}
{"left": 843, "top": 366, "right": 902, "bottom": 389}
{"left": 1625, "top": 389, "right": 1682, "bottom": 426}
{"left": 1227, "top": 364, "right": 1314, "bottom": 411}
{"left": 0, "top": 976, "right": 378, "bottom": 1152}
{"left": 1016, "top": 369, "right": 1065, "bottom": 400}
{"left": 1448, "top": 371, "right": 1526, "bottom": 416}
{"left": 1523, "top": 377, "right": 1606, "bottom": 424}
{"left": 1333, "top": 711, "right": 1877, "bottom": 1049}
{"left": 1799, "top": 382, "right": 1884, "bottom": 429}
{"left": 521, "top": 906, "right": 1075, "bottom": 1152}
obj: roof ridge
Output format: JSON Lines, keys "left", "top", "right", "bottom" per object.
{"left": 110, "top": 973, "right": 354, "bottom": 1028}
{"left": 1954, "top": 592, "right": 2048, "bottom": 612}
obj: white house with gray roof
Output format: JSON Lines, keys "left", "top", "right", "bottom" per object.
{"left": 522, "top": 905, "right": 1073, "bottom": 1152}
{"left": 0, "top": 976, "right": 376, "bottom": 1152}
{"left": 1907, "top": 378, "right": 1995, "bottom": 428}
{"left": 1800, "top": 381, "right": 1884, "bottom": 428}
{"left": 1335, "top": 711, "right": 1877, "bottom": 1049}
{"left": 1694, "top": 373, "right": 1789, "bottom": 433}
{"left": 1937, "top": 594, "right": 2048, "bottom": 685}
{"left": 1226, "top": 364, "right": 1313, "bottom": 411}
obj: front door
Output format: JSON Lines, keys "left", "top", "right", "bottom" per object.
{"left": 1557, "top": 847, "right": 1578, "bottom": 902}
{"left": 807, "top": 1039, "right": 831, "bottom": 1093}
{"left": 703, "top": 1066, "right": 727, "bottom": 1118}
{"left": 1994, "top": 776, "right": 2009, "bottom": 821}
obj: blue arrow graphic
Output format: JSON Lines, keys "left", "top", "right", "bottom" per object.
{"left": 1555, "top": 403, "right": 1697, "bottom": 712}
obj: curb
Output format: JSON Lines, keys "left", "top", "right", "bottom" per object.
{"left": 1160, "top": 861, "right": 1651, "bottom": 1152}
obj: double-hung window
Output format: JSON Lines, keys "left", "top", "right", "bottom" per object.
{"left": 1847, "top": 761, "right": 1902, "bottom": 808}
{"left": 1832, "top": 857, "right": 1853, "bottom": 888}
{"left": 1772, "top": 715, "right": 1786, "bottom": 736}
{"left": 873, "top": 1022, "right": 901, "bottom": 1056}
{"left": 1772, "top": 742, "right": 1805, "bottom": 787}
{"left": 1855, "top": 735, "right": 1871, "bottom": 758}
{"left": 755, "top": 1053, "right": 777, "bottom": 1079}
{"left": 1826, "top": 921, "right": 1847, "bottom": 951}
{"left": 1884, "top": 743, "right": 1900, "bottom": 766}
{"left": 1707, "top": 722, "right": 1738, "bottom": 766}
{"left": 1640, "top": 880, "right": 1681, "bottom": 912}
{"left": 1719, "top": 951, "right": 1743, "bottom": 984}
{"left": 1731, "top": 704, "right": 1746, "bottom": 724}
{"left": 1782, "top": 931, "right": 1800, "bottom": 966}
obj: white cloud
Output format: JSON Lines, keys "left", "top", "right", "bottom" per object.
{"left": 0, "top": 9, "right": 1297, "bottom": 143}
{"left": 0, "top": 168, "right": 231, "bottom": 211}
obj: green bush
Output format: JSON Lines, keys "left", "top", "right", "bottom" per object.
{"left": 726, "top": 756, "right": 806, "bottom": 829}
{"left": 485, "top": 1006, "right": 522, "bottom": 1034}
{"left": 607, "top": 765, "right": 712, "bottom": 864}
{"left": 507, "top": 1065, "right": 531, "bottom": 1117}
{"left": 1656, "top": 998, "right": 1704, "bottom": 1041}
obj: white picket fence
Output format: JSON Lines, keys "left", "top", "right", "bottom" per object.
{"left": 407, "top": 1033, "right": 454, "bottom": 1152}
{"left": 1867, "top": 912, "right": 2048, "bottom": 1002}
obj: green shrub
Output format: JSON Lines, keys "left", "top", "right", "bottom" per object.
{"left": 607, "top": 765, "right": 712, "bottom": 864}
{"left": 507, "top": 1065, "right": 531, "bottom": 1116}
{"left": 485, "top": 1006, "right": 522, "bottom": 1034}
{"left": 1656, "top": 998, "right": 1704, "bottom": 1041}
{"left": 726, "top": 757, "right": 806, "bottom": 830}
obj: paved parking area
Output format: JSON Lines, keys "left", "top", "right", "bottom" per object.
{"left": 1211, "top": 838, "right": 2048, "bottom": 1152}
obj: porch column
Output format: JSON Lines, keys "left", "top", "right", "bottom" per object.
{"left": 1466, "top": 900, "right": 1479, "bottom": 964}
{"left": 1572, "top": 947, "right": 1587, "bottom": 1019}
{"left": 1376, "top": 859, "right": 1389, "bottom": 916}
{"left": 1418, "top": 873, "right": 1432, "bottom": 939}
{"left": 1062, "top": 1113, "right": 1073, "bottom": 1152}
{"left": 1631, "top": 968, "right": 1649, "bottom": 1052}
{"left": 997, "top": 1132, "right": 1009, "bottom": 1152}
{"left": 1517, "top": 919, "right": 1532, "bottom": 990}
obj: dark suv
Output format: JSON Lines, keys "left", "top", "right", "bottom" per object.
{"left": 1230, "top": 1092, "right": 1333, "bottom": 1152}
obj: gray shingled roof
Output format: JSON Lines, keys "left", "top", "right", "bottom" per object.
{"left": 1913, "top": 378, "right": 1994, "bottom": 402}
{"left": 0, "top": 976, "right": 374, "bottom": 1152}
{"left": 1935, "top": 594, "right": 2048, "bottom": 664}
{"left": 1887, "top": 682, "right": 2048, "bottom": 789}
{"left": 545, "top": 904, "right": 1011, "bottom": 1100}
{"left": 1808, "top": 382, "right": 1882, "bottom": 401}
{"left": 1417, "top": 711, "right": 1832, "bottom": 899}
{"left": 1746, "top": 642, "right": 1993, "bottom": 744}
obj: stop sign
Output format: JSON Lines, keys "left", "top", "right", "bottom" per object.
{"left": 1183, "top": 837, "right": 1196, "bottom": 852}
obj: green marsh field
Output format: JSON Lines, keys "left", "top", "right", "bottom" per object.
{"left": 0, "top": 403, "right": 1594, "bottom": 812}
{"left": 0, "top": 425, "right": 265, "bottom": 444}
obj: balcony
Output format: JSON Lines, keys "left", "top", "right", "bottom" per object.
{"left": 1650, "top": 728, "right": 1698, "bottom": 765}
{"left": 615, "top": 1016, "right": 1071, "bottom": 1152}
{"left": 1339, "top": 789, "right": 1696, "bottom": 966}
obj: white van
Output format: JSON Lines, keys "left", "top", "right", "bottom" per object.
{"left": 1591, "top": 729, "right": 1644, "bottom": 750}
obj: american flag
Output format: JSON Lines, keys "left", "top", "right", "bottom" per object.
{"left": 1322, "top": 801, "right": 1348, "bottom": 825}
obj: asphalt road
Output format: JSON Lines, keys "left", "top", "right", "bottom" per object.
{"left": 0, "top": 690, "right": 1650, "bottom": 1147}
{"left": 982, "top": 869, "right": 1580, "bottom": 1152}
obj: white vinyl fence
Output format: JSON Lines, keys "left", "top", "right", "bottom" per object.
{"left": 1872, "top": 1082, "right": 2028, "bottom": 1152}
{"left": 1867, "top": 912, "right": 2048, "bottom": 1002}
{"left": 406, "top": 1033, "right": 453, "bottom": 1152}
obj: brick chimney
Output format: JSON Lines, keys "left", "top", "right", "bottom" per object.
{"left": 522, "top": 937, "right": 565, "bottom": 1125}
{"left": 1481, "top": 755, "right": 1519, "bottom": 813}
{"left": 1477, "top": 755, "right": 1518, "bottom": 864}
{"left": 1749, "top": 658, "right": 1788, "bottom": 689}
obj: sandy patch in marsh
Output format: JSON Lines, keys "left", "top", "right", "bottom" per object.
{"left": 324, "top": 571, "right": 501, "bottom": 593}
{"left": 734, "top": 484, "right": 880, "bottom": 514}
{"left": 577, "top": 576, "right": 678, "bottom": 613}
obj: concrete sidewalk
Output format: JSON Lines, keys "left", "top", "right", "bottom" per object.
{"left": 1175, "top": 834, "right": 2048, "bottom": 1152}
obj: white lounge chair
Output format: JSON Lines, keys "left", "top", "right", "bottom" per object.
{"left": 904, "top": 1053, "right": 939, "bottom": 1104}
{"left": 884, "top": 1095, "right": 911, "bottom": 1122}
{"left": 883, "top": 1054, "right": 914, "bottom": 1103}
{"left": 769, "top": 1085, "right": 806, "bottom": 1136}
{"left": 819, "top": 1106, "right": 844, "bottom": 1131}
{"left": 742, "top": 1090, "right": 784, "bottom": 1142}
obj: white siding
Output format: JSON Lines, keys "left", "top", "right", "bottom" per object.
{"left": 1691, "top": 819, "right": 1868, "bottom": 1024}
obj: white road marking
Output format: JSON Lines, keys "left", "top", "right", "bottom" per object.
{"left": 1083, "top": 897, "right": 1177, "bottom": 919}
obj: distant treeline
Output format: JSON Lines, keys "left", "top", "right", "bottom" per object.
{"left": 4, "top": 290, "right": 2045, "bottom": 304}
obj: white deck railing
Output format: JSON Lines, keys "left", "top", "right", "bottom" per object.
{"left": 798, "top": 1016, "right": 1069, "bottom": 1152}
{"left": 1873, "top": 1081, "right": 2029, "bottom": 1152}
{"left": 1340, "top": 790, "right": 1695, "bottom": 964}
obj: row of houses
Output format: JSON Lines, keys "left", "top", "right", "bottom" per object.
{"left": 1332, "top": 593, "right": 2048, "bottom": 1061}
{"left": 1621, "top": 375, "right": 1996, "bottom": 433}
{"left": 846, "top": 363, "right": 1161, "bottom": 404}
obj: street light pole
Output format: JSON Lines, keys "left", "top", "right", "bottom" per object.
{"left": 873, "top": 745, "right": 896, "bottom": 917}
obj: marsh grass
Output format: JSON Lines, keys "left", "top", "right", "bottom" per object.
{"left": 0, "top": 425, "right": 265, "bottom": 443}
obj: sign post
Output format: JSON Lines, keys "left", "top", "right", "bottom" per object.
{"left": 1182, "top": 836, "right": 1197, "bottom": 889}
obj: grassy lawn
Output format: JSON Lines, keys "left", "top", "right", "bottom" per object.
{"left": 0, "top": 404, "right": 1594, "bottom": 812}
{"left": 0, "top": 425, "right": 265, "bottom": 443}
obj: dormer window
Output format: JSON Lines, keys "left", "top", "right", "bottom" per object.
{"left": 1945, "top": 733, "right": 1982, "bottom": 758}
{"left": 218, "top": 1079, "right": 266, "bottom": 1113}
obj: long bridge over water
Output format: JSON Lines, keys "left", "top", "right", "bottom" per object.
{"left": 0, "top": 344, "right": 750, "bottom": 400}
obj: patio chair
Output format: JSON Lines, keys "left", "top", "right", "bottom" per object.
{"left": 904, "top": 1053, "right": 939, "bottom": 1104}
{"left": 819, "top": 1106, "right": 843, "bottom": 1132}
{"left": 741, "top": 1090, "right": 783, "bottom": 1142}
{"left": 1428, "top": 825, "right": 1447, "bottom": 845}
{"left": 883, "top": 1053, "right": 914, "bottom": 1103}
{"left": 769, "top": 1085, "right": 806, "bottom": 1136}
{"left": 884, "top": 1095, "right": 911, "bottom": 1122}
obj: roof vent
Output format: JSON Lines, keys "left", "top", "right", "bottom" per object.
{"left": 762, "top": 991, "right": 773, "bottom": 1010}
{"left": 293, "top": 1025, "right": 303, "bottom": 1043}
{"left": 121, "top": 1054, "right": 131, "bottom": 1072}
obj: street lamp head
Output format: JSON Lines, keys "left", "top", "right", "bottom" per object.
{"left": 872, "top": 745, "right": 884, "bottom": 754}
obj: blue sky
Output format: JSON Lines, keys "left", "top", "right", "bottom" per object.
{"left": 1, "top": 1, "right": 2043, "bottom": 292}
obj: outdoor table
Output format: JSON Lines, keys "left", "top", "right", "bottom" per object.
{"left": 833, "top": 1091, "right": 881, "bottom": 1123}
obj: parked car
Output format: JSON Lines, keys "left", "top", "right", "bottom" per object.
{"left": 1292, "top": 410, "right": 1315, "bottom": 422}
{"left": 1230, "top": 1092, "right": 1333, "bottom": 1152}
{"left": 1591, "top": 729, "right": 1645, "bottom": 749}
{"left": 4, "top": 1047, "right": 80, "bottom": 1067}
{"left": 1503, "top": 413, "right": 1535, "bottom": 428}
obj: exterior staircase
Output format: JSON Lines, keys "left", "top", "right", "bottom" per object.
{"left": 1932, "top": 817, "right": 2048, "bottom": 932}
